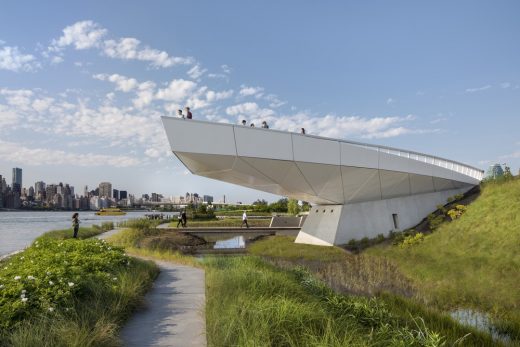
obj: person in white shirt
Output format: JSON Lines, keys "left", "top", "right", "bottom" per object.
{"left": 177, "top": 109, "right": 184, "bottom": 119}
{"left": 241, "top": 211, "right": 249, "bottom": 228}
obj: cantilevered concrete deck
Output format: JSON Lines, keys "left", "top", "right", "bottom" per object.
{"left": 162, "top": 117, "right": 483, "bottom": 245}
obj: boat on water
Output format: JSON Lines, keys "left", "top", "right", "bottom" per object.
{"left": 95, "top": 208, "right": 126, "bottom": 216}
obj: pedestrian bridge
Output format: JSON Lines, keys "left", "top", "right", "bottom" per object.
{"left": 162, "top": 117, "right": 483, "bottom": 246}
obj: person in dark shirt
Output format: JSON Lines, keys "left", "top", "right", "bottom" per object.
{"left": 181, "top": 210, "right": 187, "bottom": 227}
{"left": 72, "top": 213, "right": 80, "bottom": 238}
{"left": 185, "top": 107, "right": 193, "bottom": 119}
{"left": 301, "top": 128, "right": 306, "bottom": 134}
{"left": 261, "top": 121, "right": 269, "bottom": 129}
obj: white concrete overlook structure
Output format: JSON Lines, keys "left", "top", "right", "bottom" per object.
{"left": 162, "top": 117, "right": 483, "bottom": 246}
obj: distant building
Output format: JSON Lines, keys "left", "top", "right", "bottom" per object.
{"left": 119, "top": 190, "right": 127, "bottom": 200}
{"left": 99, "top": 182, "right": 112, "bottom": 198}
{"left": 35, "top": 181, "right": 46, "bottom": 201}
{"left": 12, "top": 167, "right": 22, "bottom": 194}
{"left": 486, "top": 164, "right": 504, "bottom": 179}
{"left": 203, "top": 195, "right": 214, "bottom": 204}
{"left": 113, "top": 189, "right": 119, "bottom": 201}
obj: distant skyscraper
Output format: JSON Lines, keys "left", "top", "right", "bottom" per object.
{"left": 113, "top": 189, "right": 119, "bottom": 200}
{"left": 486, "top": 164, "right": 504, "bottom": 179}
{"left": 12, "top": 168, "right": 22, "bottom": 194}
{"left": 119, "top": 190, "right": 127, "bottom": 200}
{"left": 35, "top": 181, "right": 46, "bottom": 200}
{"left": 99, "top": 182, "right": 112, "bottom": 198}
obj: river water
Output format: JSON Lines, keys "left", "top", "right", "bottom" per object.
{"left": 0, "top": 211, "right": 150, "bottom": 256}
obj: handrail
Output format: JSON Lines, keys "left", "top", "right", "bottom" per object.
{"left": 163, "top": 116, "right": 485, "bottom": 181}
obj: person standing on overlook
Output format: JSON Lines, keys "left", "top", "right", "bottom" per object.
{"left": 261, "top": 121, "right": 269, "bottom": 129}
{"left": 72, "top": 213, "right": 80, "bottom": 238}
{"left": 184, "top": 107, "right": 193, "bottom": 119}
{"left": 177, "top": 109, "right": 184, "bottom": 119}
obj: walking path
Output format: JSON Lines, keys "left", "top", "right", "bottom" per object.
{"left": 98, "top": 230, "right": 207, "bottom": 347}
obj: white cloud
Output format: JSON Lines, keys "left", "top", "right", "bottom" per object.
{"left": 465, "top": 85, "right": 491, "bottom": 93}
{"left": 499, "top": 151, "right": 520, "bottom": 160}
{"left": 187, "top": 64, "right": 207, "bottom": 79}
{"left": 156, "top": 79, "right": 197, "bottom": 102}
{"left": 239, "top": 85, "right": 264, "bottom": 97}
{"left": 386, "top": 97, "right": 395, "bottom": 104}
{"left": 32, "top": 97, "right": 54, "bottom": 112}
{"left": 221, "top": 64, "right": 231, "bottom": 74}
{"left": 51, "top": 20, "right": 193, "bottom": 68}
{"left": 133, "top": 81, "right": 156, "bottom": 109}
{"left": 53, "top": 20, "right": 107, "bottom": 50}
{"left": 500, "top": 82, "right": 511, "bottom": 89}
{"left": 0, "top": 46, "right": 38, "bottom": 72}
{"left": 93, "top": 73, "right": 138, "bottom": 92}
{"left": 103, "top": 37, "right": 192, "bottom": 68}
{"left": 0, "top": 140, "right": 140, "bottom": 167}
{"left": 0, "top": 88, "right": 34, "bottom": 109}
{"left": 0, "top": 104, "right": 19, "bottom": 128}
{"left": 237, "top": 112, "right": 424, "bottom": 140}
{"left": 226, "top": 102, "right": 274, "bottom": 118}
{"left": 206, "top": 89, "right": 233, "bottom": 102}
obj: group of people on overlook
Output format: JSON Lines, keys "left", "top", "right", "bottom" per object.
{"left": 175, "top": 106, "right": 306, "bottom": 134}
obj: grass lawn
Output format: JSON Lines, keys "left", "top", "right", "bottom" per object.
{"left": 366, "top": 178, "right": 520, "bottom": 340}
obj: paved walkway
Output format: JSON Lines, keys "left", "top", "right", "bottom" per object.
{"left": 98, "top": 230, "right": 207, "bottom": 347}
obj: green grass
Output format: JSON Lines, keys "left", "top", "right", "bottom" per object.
{"left": 248, "top": 235, "right": 347, "bottom": 262}
{"left": 366, "top": 178, "right": 520, "bottom": 341}
{"left": 35, "top": 222, "right": 114, "bottom": 241}
{"left": 205, "top": 256, "right": 495, "bottom": 346}
{"left": 169, "top": 218, "right": 271, "bottom": 228}
{"left": 106, "top": 223, "right": 201, "bottom": 267}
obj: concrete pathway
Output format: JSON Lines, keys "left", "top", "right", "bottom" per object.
{"left": 156, "top": 222, "right": 172, "bottom": 229}
{"left": 98, "top": 230, "right": 207, "bottom": 347}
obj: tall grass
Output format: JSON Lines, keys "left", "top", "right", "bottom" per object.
{"left": 205, "top": 256, "right": 492, "bottom": 346}
{"left": 107, "top": 220, "right": 201, "bottom": 267}
{"left": 35, "top": 222, "right": 114, "bottom": 241}
{"left": 366, "top": 179, "right": 520, "bottom": 340}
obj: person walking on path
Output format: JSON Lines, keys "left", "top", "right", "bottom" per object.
{"left": 241, "top": 210, "right": 249, "bottom": 228}
{"left": 261, "top": 121, "right": 269, "bottom": 129}
{"left": 176, "top": 212, "right": 183, "bottom": 228}
{"left": 181, "top": 210, "right": 187, "bottom": 227}
{"left": 72, "top": 213, "right": 80, "bottom": 238}
{"left": 301, "top": 127, "right": 306, "bottom": 134}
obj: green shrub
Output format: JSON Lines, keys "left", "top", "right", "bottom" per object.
{"left": 447, "top": 204, "right": 466, "bottom": 220}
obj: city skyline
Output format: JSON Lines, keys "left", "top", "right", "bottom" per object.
{"left": 0, "top": 166, "right": 220, "bottom": 210}
{"left": 1, "top": 1, "right": 519, "bottom": 202}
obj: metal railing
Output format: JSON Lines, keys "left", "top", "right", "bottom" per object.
{"left": 360, "top": 145, "right": 484, "bottom": 181}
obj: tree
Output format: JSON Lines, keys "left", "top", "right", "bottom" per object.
{"left": 253, "top": 199, "right": 268, "bottom": 206}
{"left": 269, "top": 198, "right": 288, "bottom": 213}
{"left": 301, "top": 201, "right": 311, "bottom": 212}
{"left": 287, "top": 199, "right": 300, "bottom": 215}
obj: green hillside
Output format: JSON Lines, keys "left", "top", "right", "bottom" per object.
{"left": 367, "top": 178, "right": 520, "bottom": 339}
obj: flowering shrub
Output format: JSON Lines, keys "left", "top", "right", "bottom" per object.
{"left": 399, "top": 233, "right": 426, "bottom": 248}
{"left": 447, "top": 204, "right": 466, "bottom": 220}
{"left": 0, "top": 239, "right": 130, "bottom": 329}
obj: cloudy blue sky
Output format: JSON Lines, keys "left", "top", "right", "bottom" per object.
{"left": 1, "top": 1, "right": 519, "bottom": 202}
